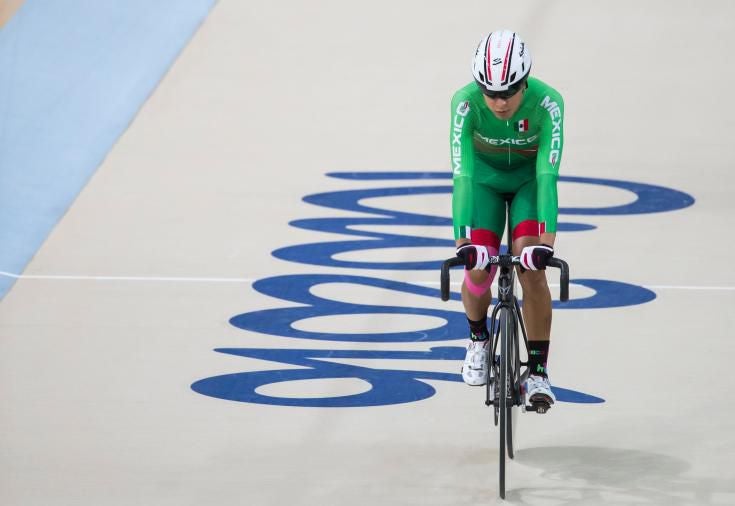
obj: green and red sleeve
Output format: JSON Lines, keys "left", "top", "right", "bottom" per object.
{"left": 535, "top": 91, "right": 564, "bottom": 234}
{"left": 450, "top": 92, "right": 475, "bottom": 240}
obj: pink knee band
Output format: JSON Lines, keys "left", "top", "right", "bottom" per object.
{"left": 464, "top": 247, "right": 499, "bottom": 296}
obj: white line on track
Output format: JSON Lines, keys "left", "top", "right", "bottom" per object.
{"left": 0, "top": 272, "right": 255, "bottom": 283}
{"left": 1, "top": 271, "right": 734, "bottom": 291}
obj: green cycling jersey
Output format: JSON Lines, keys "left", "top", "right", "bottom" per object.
{"left": 450, "top": 76, "right": 564, "bottom": 239}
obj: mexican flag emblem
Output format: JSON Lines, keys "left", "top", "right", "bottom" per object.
{"left": 515, "top": 119, "right": 529, "bottom": 132}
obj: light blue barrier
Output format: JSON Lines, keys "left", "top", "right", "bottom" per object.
{"left": 0, "top": 0, "right": 216, "bottom": 299}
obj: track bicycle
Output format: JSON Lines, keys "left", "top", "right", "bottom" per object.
{"left": 439, "top": 227, "right": 569, "bottom": 500}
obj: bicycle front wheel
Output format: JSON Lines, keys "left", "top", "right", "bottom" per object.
{"left": 498, "top": 307, "right": 509, "bottom": 499}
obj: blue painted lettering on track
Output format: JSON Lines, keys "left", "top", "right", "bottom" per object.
{"left": 192, "top": 172, "right": 694, "bottom": 407}
{"left": 228, "top": 274, "right": 655, "bottom": 342}
{"left": 273, "top": 173, "right": 693, "bottom": 269}
{"left": 191, "top": 347, "right": 605, "bottom": 408}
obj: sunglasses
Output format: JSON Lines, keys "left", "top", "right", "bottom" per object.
{"left": 480, "top": 80, "right": 526, "bottom": 100}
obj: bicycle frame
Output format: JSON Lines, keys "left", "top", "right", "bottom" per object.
{"left": 486, "top": 256, "right": 529, "bottom": 412}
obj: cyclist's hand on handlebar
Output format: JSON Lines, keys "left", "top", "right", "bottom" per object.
{"left": 519, "top": 244, "right": 554, "bottom": 271}
{"left": 456, "top": 244, "right": 491, "bottom": 270}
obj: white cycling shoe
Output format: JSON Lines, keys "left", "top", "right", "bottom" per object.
{"left": 462, "top": 339, "right": 489, "bottom": 386}
{"left": 524, "top": 374, "right": 556, "bottom": 410}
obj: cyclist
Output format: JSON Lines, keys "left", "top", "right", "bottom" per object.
{"left": 450, "top": 30, "right": 563, "bottom": 410}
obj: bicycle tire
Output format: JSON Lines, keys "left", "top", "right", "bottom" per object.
{"left": 498, "top": 307, "right": 509, "bottom": 499}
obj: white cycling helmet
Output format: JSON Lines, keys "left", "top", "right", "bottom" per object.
{"left": 472, "top": 30, "right": 532, "bottom": 93}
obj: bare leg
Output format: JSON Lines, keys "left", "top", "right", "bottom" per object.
{"left": 512, "top": 236, "right": 552, "bottom": 342}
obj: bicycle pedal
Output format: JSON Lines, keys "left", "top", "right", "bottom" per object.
{"left": 527, "top": 401, "right": 551, "bottom": 414}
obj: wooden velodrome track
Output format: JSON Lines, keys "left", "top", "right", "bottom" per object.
{"left": 1, "top": 1, "right": 734, "bottom": 504}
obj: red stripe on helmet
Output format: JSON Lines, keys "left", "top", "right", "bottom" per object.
{"left": 500, "top": 37, "right": 513, "bottom": 82}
